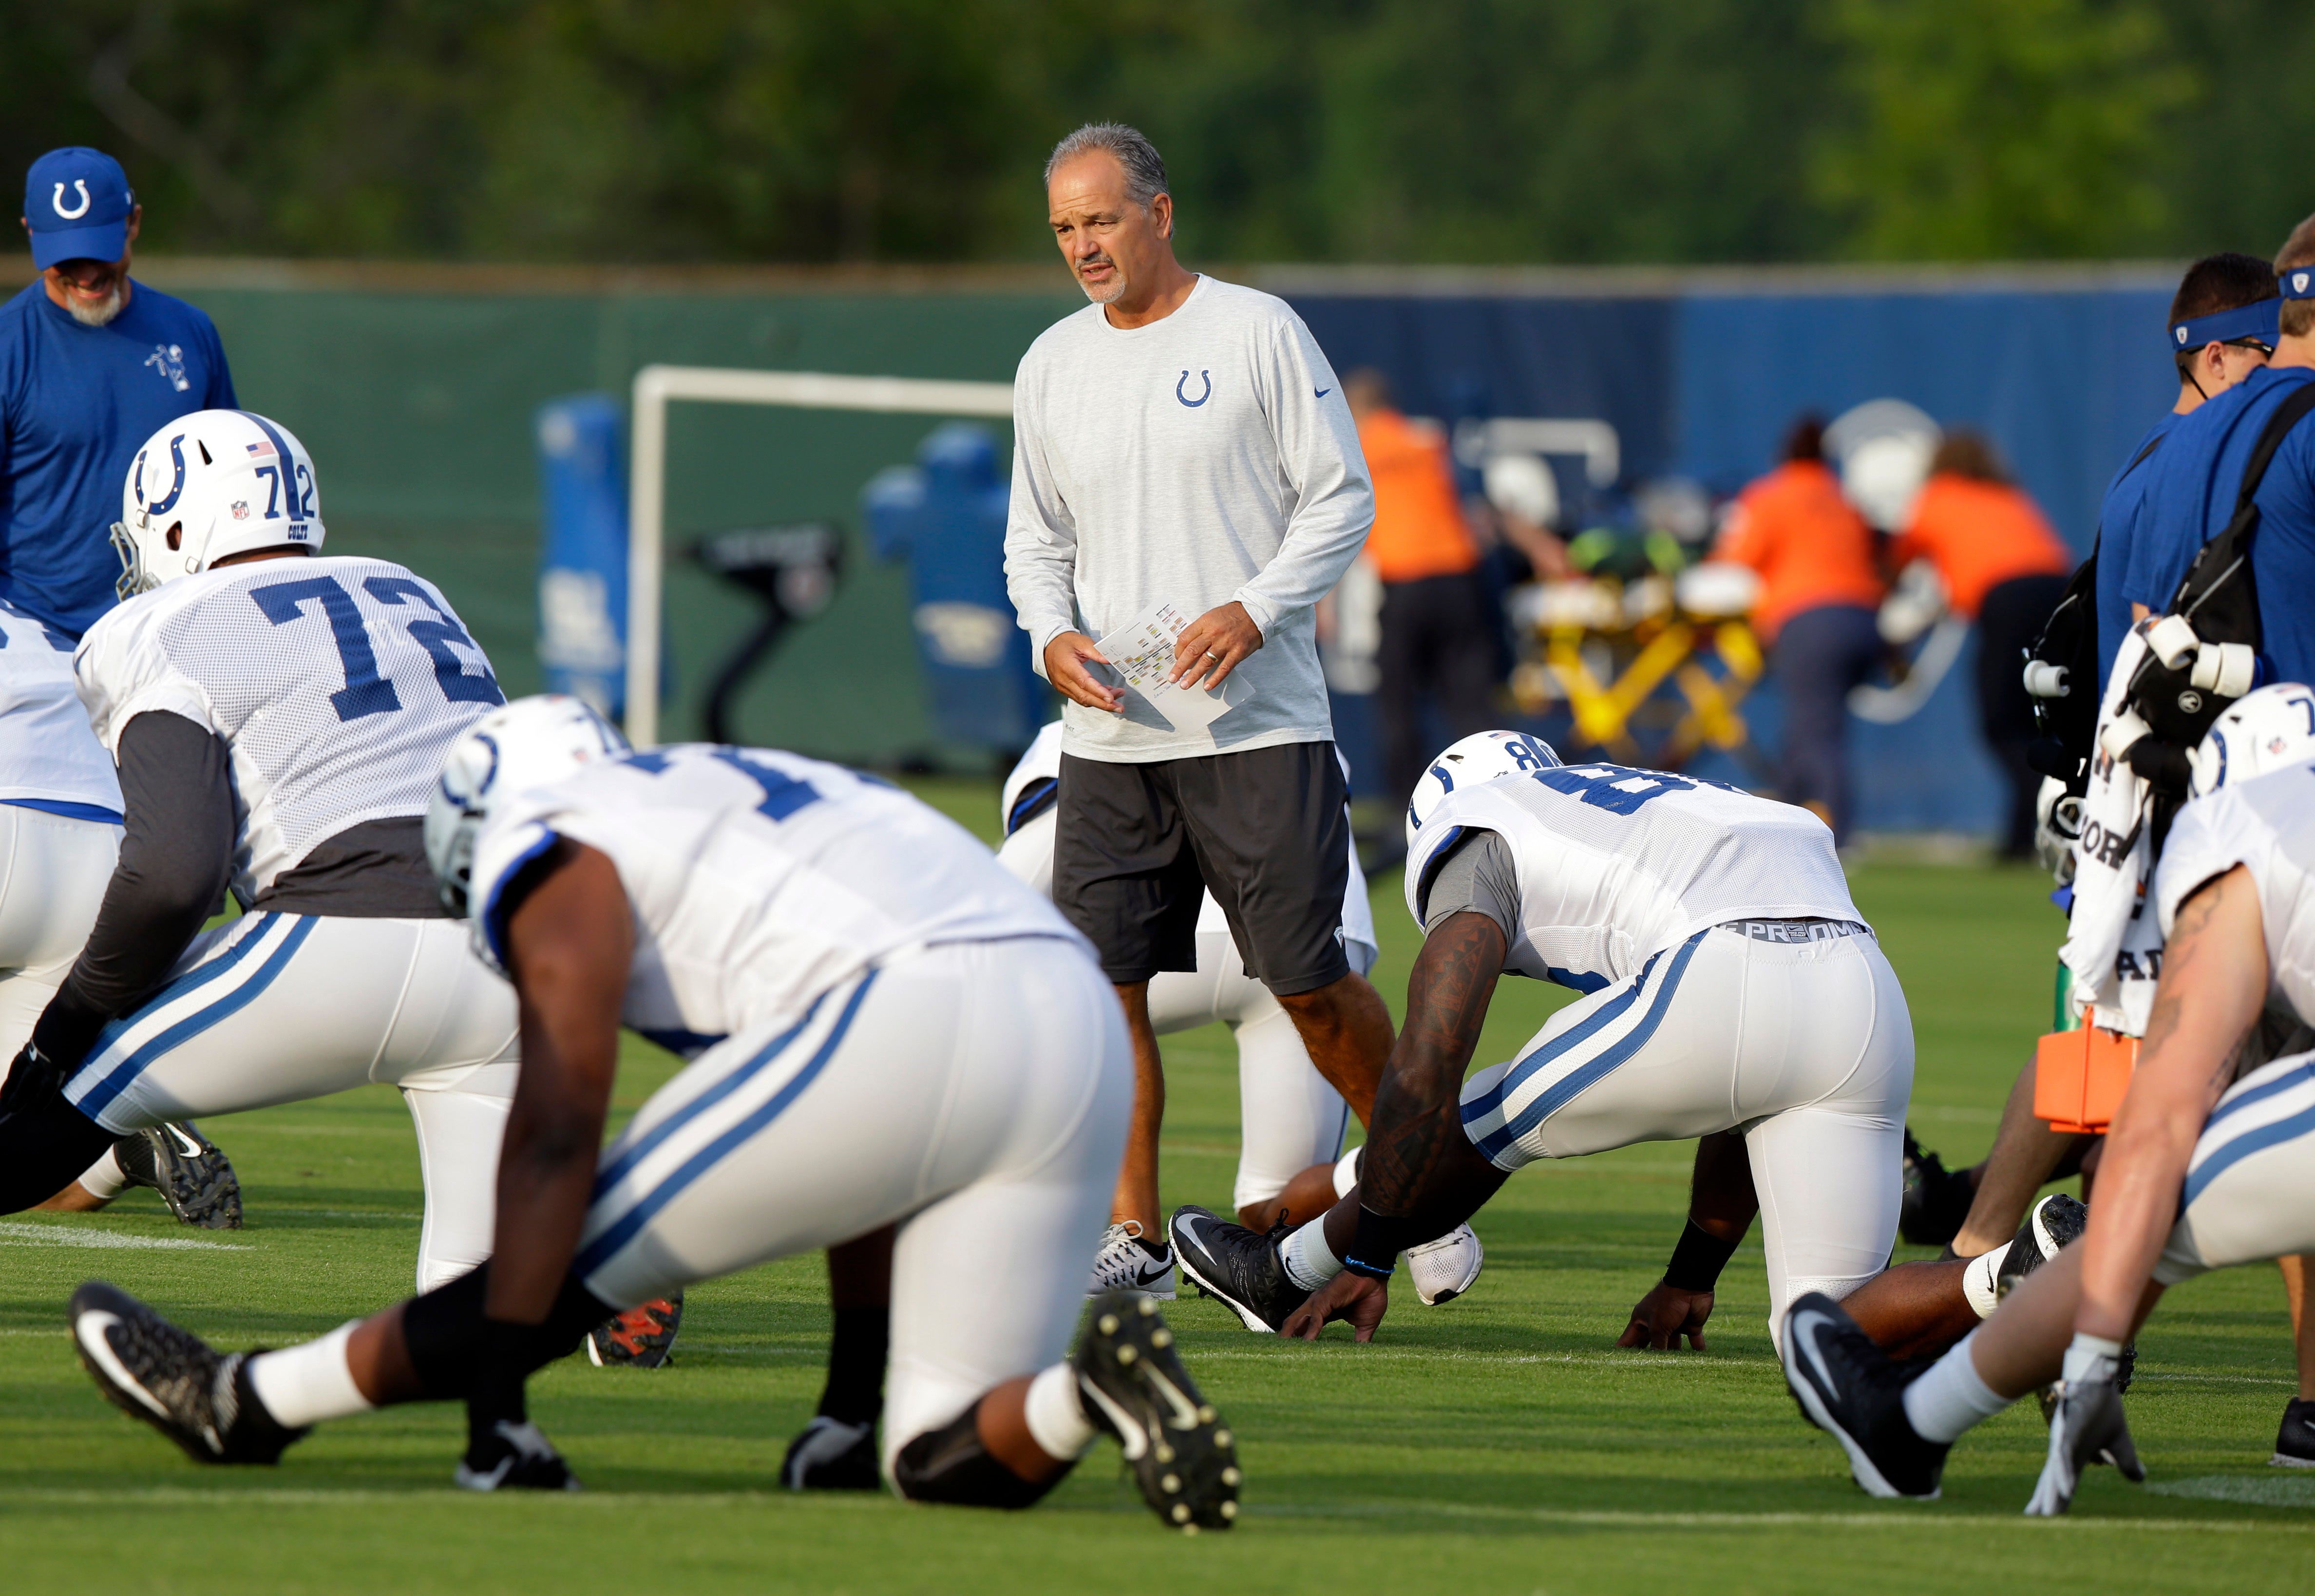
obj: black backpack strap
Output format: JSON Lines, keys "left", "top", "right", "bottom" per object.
{"left": 2228, "top": 379, "right": 2315, "bottom": 521}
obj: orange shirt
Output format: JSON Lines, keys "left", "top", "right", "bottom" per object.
{"left": 1712, "top": 460, "right": 1884, "bottom": 642}
{"left": 1357, "top": 408, "right": 1479, "bottom": 583}
{"left": 1890, "top": 475, "right": 2073, "bottom": 620}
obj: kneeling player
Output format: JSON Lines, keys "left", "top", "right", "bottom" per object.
{"left": 998, "top": 722, "right": 1482, "bottom": 1305}
{"left": 1170, "top": 731, "right": 1913, "bottom": 1345}
{"left": 1783, "top": 697, "right": 2315, "bottom": 1512}
{"left": 0, "top": 411, "right": 516, "bottom": 1289}
{"left": 71, "top": 700, "right": 1239, "bottom": 1527}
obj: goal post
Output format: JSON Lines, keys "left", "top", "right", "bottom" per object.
{"left": 624, "top": 364, "right": 1016, "bottom": 746}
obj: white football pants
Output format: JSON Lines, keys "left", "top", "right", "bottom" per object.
{"left": 2156, "top": 1050, "right": 2315, "bottom": 1284}
{"left": 59, "top": 910, "right": 518, "bottom": 1292}
{"left": 573, "top": 937, "right": 1131, "bottom": 1474}
{"left": 1147, "top": 931, "right": 1356, "bottom": 1212}
{"left": 1459, "top": 923, "right": 1914, "bottom": 1342}
{"left": 0, "top": 805, "right": 162, "bottom": 1203}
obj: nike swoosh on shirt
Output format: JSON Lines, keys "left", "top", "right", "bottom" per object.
{"left": 1314, "top": 388, "right": 1331, "bottom": 399}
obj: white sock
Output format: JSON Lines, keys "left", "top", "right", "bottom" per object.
{"left": 1332, "top": 1145, "right": 1362, "bottom": 1200}
{"left": 1022, "top": 1362, "right": 1095, "bottom": 1460}
{"left": 1961, "top": 1242, "right": 2011, "bottom": 1319}
{"left": 1901, "top": 1329, "right": 2012, "bottom": 1443}
{"left": 1281, "top": 1216, "right": 1346, "bottom": 1291}
{"left": 247, "top": 1322, "right": 373, "bottom": 1428}
{"left": 2061, "top": 1332, "right": 2125, "bottom": 1386}
{"left": 77, "top": 1144, "right": 128, "bottom": 1201}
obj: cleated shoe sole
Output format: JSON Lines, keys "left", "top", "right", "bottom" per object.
{"left": 117, "top": 1124, "right": 243, "bottom": 1230}
{"left": 587, "top": 1294, "right": 683, "bottom": 1368}
{"left": 1076, "top": 1292, "right": 1239, "bottom": 1532}
{"left": 69, "top": 1280, "right": 302, "bottom": 1465}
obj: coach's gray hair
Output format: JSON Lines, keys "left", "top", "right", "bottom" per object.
{"left": 1044, "top": 123, "right": 1169, "bottom": 208}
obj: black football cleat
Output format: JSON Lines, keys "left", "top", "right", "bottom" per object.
{"left": 116, "top": 1123, "right": 242, "bottom": 1230}
{"left": 2274, "top": 1397, "right": 2315, "bottom": 1468}
{"left": 456, "top": 1419, "right": 581, "bottom": 1492}
{"left": 781, "top": 1414, "right": 881, "bottom": 1490}
{"left": 1168, "top": 1205, "right": 1309, "bottom": 1333}
{"left": 1782, "top": 1292, "right": 1950, "bottom": 1500}
{"left": 69, "top": 1280, "right": 304, "bottom": 1464}
{"left": 1075, "top": 1292, "right": 1238, "bottom": 1531}
{"left": 586, "top": 1294, "right": 682, "bottom": 1368}
{"left": 1995, "top": 1192, "right": 2087, "bottom": 1303}
{"left": 1898, "top": 1129, "right": 1973, "bottom": 1249}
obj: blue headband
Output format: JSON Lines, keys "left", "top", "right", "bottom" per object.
{"left": 2283, "top": 267, "right": 2315, "bottom": 301}
{"left": 2171, "top": 298, "right": 2280, "bottom": 352}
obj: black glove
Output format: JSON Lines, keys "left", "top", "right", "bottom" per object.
{"left": 0, "top": 1040, "right": 65, "bottom": 1116}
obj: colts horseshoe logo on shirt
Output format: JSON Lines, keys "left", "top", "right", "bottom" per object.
{"left": 1176, "top": 370, "right": 1212, "bottom": 408}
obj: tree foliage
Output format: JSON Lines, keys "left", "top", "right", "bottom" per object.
{"left": 0, "top": 0, "right": 2307, "bottom": 264}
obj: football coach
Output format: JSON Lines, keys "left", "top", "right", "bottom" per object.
{"left": 5, "top": 147, "right": 235, "bottom": 638}
{"left": 1004, "top": 122, "right": 1394, "bottom": 1291}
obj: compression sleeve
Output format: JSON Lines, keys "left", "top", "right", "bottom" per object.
{"left": 36, "top": 711, "right": 235, "bottom": 1066}
{"left": 1416, "top": 827, "right": 1520, "bottom": 942}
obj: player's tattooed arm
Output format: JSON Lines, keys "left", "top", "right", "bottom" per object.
{"left": 1357, "top": 911, "right": 1512, "bottom": 1228}
{"left": 2073, "top": 865, "right": 2267, "bottom": 1344}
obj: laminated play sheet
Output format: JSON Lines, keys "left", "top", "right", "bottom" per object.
{"left": 1093, "top": 602, "right": 1255, "bottom": 732}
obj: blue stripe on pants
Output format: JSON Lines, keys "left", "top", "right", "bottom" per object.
{"left": 72, "top": 915, "right": 316, "bottom": 1119}
{"left": 1464, "top": 930, "right": 1708, "bottom": 1165}
{"left": 575, "top": 973, "right": 877, "bottom": 1279}
{"left": 2182, "top": 1099, "right": 2315, "bottom": 1210}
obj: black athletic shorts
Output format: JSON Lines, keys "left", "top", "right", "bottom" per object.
{"left": 1052, "top": 740, "right": 1352, "bottom": 995}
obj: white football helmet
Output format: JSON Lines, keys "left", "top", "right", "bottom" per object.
{"left": 425, "top": 694, "right": 629, "bottom": 919}
{"left": 2188, "top": 682, "right": 2315, "bottom": 799}
{"left": 113, "top": 410, "right": 325, "bottom": 598}
{"left": 1404, "top": 730, "right": 1562, "bottom": 850}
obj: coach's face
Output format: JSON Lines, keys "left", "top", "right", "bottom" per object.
{"left": 22, "top": 205, "right": 141, "bottom": 327}
{"left": 1047, "top": 152, "right": 1173, "bottom": 308}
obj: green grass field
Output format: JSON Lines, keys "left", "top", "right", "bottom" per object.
{"left": 4, "top": 779, "right": 2312, "bottom": 1590}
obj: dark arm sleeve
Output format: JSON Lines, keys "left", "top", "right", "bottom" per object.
{"left": 33, "top": 712, "right": 235, "bottom": 1066}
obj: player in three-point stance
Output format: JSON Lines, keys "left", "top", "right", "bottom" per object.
{"left": 0, "top": 592, "right": 243, "bottom": 1226}
{"left": 1170, "top": 730, "right": 1914, "bottom": 1347}
{"left": 998, "top": 721, "right": 1484, "bottom": 1306}
{"left": 1782, "top": 684, "right": 2315, "bottom": 1512}
{"left": 0, "top": 409, "right": 517, "bottom": 1290}
{"left": 69, "top": 698, "right": 1241, "bottom": 1526}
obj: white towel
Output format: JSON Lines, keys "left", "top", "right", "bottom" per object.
{"left": 2058, "top": 628, "right": 2163, "bottom": 1035}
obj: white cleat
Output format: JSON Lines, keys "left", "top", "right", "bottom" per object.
{"left": 1089, "top": 1220, "right": 1176, "bottom": 1299}
{"left": 1406, "top": 1223, "right": 1484, "bottom": 1305}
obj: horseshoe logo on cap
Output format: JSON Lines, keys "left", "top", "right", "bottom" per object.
{"left": 51, "top": 180, "right": 91, "bottom": 220}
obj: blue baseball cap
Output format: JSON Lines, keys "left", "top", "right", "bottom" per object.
{"left": 23, "top": 148, "right": 135, "bottom": 269}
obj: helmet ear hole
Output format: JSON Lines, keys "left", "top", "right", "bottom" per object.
{"left": 165, "top": 522, "right": 182, "bottom": 551}
{"left": 196, "top": 440, "right": 212, "bottom": 465}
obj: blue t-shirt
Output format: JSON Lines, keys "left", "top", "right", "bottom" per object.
{"left": 2132, "top": 363, "right": 2315, "bottom": 688}
{"left": 0, "top": 279, "right": 236, "bottom": 638}
{"left": 2092, "top": 410, "right": 2177, "bottom": 693}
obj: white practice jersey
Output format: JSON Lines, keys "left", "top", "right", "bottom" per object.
{"left": 0, "top": 601, "right": 120, "bottom": 815}
{"left": 2157, "top": 764, "right": 2315, "bottom": 1025}
{"left": 996, "top": 719, "right": 1379, "bottom": 961}
{"left": 470, "top": 742, "right": 1089, "bottom": 1052}
{"left": 74, "top": 556, "right": 502, "bottom": 903}
{"left": 1406, "top": 761, "right": 1860, "bottom": 991}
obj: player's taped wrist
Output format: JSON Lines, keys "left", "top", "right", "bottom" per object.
{"left": 1344, "top": 1206, "right": 1442, "bottom": 1280}
{"left": 1662, "top": 1218, "right": 1740, "bottom": 1292}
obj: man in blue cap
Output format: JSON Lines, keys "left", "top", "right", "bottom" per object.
{"left": 5, "top": 146, "right": 236, "bottom": 638}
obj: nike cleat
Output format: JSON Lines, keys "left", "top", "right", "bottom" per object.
{"left": 586, "top": 1294, "right": 682, "bottom": 1368}
{"left": 1168, "top": 1206, "right": 1309, "bottom": 1333}
{"left": 69, "top": 1280, "right": 304, "bottom": 1465}
{"left": 1782, "top": 1291, "right": 1949, "bottom": 1500}
{"left": 2273, "top": 1397, "right": 2315, "bottom": 1468}
{"left": 116, "top": 1123, "right": 242, "bottom": 1230}
{"left": 781, "top": 1414, "right": 881, "bottom": 1490}
{"left": 1075, "top": 1292, "right": 1238, "bottom": 1531}
{"left": 1406, "top": 1222, "right": 1484, "bottom": 1306}
{"left": 456, "top": 1419, "right": 581, "bottom": 1492}
{"left": 1995, "top": 1193, "right": 2086, "bottom": 1303}
{"left": 1898, "top": 1129, "right": 1973, "bottom": 1249}
{"left": 1088, "top": 1220, "right": 1176, "bottom": 1299}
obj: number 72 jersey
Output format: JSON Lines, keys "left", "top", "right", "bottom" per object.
{"left": 1405, "top": 761, "right": 1862, "bottom": 992}
{"left": 75, "top": 556, "right": 504, "bottom": 904}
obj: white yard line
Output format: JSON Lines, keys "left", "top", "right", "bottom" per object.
{"left": 0, "top": 1222, "right": 249, "bottom": 1252}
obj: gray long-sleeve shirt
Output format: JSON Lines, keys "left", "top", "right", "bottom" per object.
{"left": 1003, "top": 275, "right": 1374, "bottom": 762}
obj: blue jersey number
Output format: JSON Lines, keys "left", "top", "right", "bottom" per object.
{"left": 363, "top": 577, "right": 505, "bottom": 706}
{"left": 251, "top": 573, "right": 500, "bottom": 722}
{"left": 251, "top": 576, "right": 401, "bottom": 720}
{"left": 1531, "top": 763, "right": 1698, "bottom": 816}
{"left": 622, "top": 747, "right": 823, "bottom": 822}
